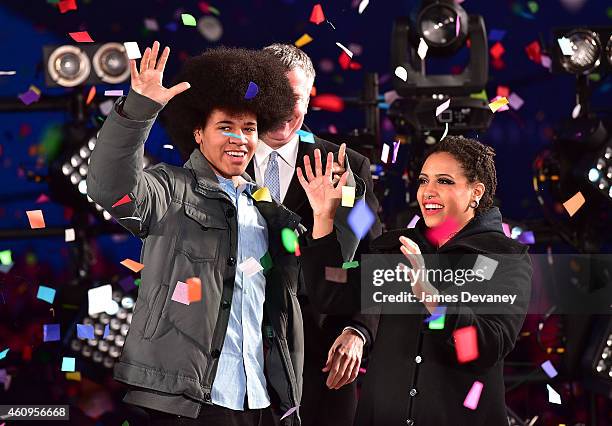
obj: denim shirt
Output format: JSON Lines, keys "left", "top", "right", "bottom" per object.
{"left": 211, "top": 175, "right": 271, "bottom": 410}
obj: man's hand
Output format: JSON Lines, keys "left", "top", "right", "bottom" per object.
{"left": 130, "top": 41, "right": 191, "bottom": 105}
{"left": 322, "top": 328, "right": 364, "bottom": 390}
{"left": 331, "top": 143, "right": 347, "bottom": 185}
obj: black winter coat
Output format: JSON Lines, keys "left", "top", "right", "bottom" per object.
{"left": 300, "top": 207, "right": 532, "bottom": 426}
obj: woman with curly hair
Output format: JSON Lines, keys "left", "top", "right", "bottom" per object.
{"left": 87, "top": 42, "right": 304, "bottom": 426}
{"left": 297, "top": 136, "right": 532, "bottom": 425}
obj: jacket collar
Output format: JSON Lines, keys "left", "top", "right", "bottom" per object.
{"left": 184, "top": 148, "right": 256, "bottom": 194}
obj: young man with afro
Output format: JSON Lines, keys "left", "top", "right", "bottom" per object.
{"left": 87, "top": 42, "right": 314, "bottom": 426}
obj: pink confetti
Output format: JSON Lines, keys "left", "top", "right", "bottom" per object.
{"left": 171, "top": 281, "right": 191, "bottom": 305}
{"left": 425, "top": 216, "right": 459, "bottom": 246}
{"left": 453, "top": 326, "right": 479, "bottom": 363}
{"left": 463, "top": 381, "right": 484, "bottom": 410}
{"left": 507, "top": 92, "right": 524, "bottom": 110}
{"left": 280, "top": 405, "right": 300, "bottom": 420}
{"left": 407, "top": 215, "right": 420, "bottom": 229}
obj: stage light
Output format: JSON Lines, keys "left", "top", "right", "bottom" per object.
{"left": 417, "top": 0, "right": 468, "bottom": 51}
{"left": 46, "top": 45, "right": 91, "bottom": 88}
{"left": 552, "top": 27, "right": 612, "bottom": 76}
{"left": 559, "top": 30, "right": 601, "bottom": 75}
{"left": 44, "top": 44, "right": 130, "bottom": 88}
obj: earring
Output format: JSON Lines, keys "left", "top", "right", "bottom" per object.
{"left": 470, "top": 199, "right": 480, "bottom": 209}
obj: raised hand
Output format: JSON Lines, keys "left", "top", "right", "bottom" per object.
{"left": 129, "top": 41, "right": 191, "bottom": 105}
{"left": 331, "top": 143, "right": 347, "bottom": 185}
{"left": 296, "top": 149, "right": 348, "bottom": 220}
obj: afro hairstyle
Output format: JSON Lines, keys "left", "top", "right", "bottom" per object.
{"left": 162, "top": 47, "right": 297, "bottom": 160}
{"left": 424, "top": 135, "right": 497, "bottom": 215}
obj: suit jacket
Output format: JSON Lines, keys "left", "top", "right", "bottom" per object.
{"left": 247, "top": 128, "right": 383, "bottom": 363}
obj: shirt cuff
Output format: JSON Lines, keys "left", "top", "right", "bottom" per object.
{"left": 121, "top": 88, "right": 165, "bottom": 120}
{"left": 342, "top": 326, "right": 366, "bottom": 345}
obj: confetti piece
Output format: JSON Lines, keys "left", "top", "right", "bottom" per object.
{"left": 244, "top": 81, "right": 259, "bottom": 100}
{"left": 436, "top": 99, "right": 451, "bottom": 117}
{"left": 69, "top": 31, "right": 94, "bottom": 43}
{"left": 394, "top": 66, "right": 407, "bottom": 82}
{"left": 43, "top": 324, "right": 60, "bottom": 342}
{"left": 36, "top": 193, "right": 50, "bottom": 203}
{"left": 295, "top": 34, "right": 313, "bottom": 48}
{"left": 417, "top": 38, "right": 428, "bottom": 60}
{"left": 86, "top": 86, "right": 96, "bottom": 105}
{"left": 525, "top": 40, "right": 542, "bottom": 64}
{"left": 440, "top": 122, "right": 449, "bottom": 141}
{"left": 296, "top": 129, "right": 315, "bottom": 143}
{"left": 455, "top": 15, "right": 461, "bottom": 37}
{"left": 181, "top": 13, "right": 197, "bottom": 26}
{"left": 99, "top": 99, "right": 114, "bottom": 116}
{"left": 392, "top": 141, "right": 400, "bottom": 163}
{"left": 222, "top": 131, "right": 244, "bottom": 140}
{"left": 309, "top": 4, "right": 325, "bottom": 25}
{"left": 562, "top": 191, "right": 585, "bottom": 217}
{"left": 325, "top": 267, "right": 347, "bottom": 283}
{"left": 571, "top": 103, "right": 581, "bottom": 119}
{"left": 310, "top": 94, "right": 345, "bottom": 112}
{"left": 0, "top": 71, "right": 16, "bottom": 75}
{"left": 66, "top": 371, "right": 81, "bottom": 381}
{"left": 541, "top": 360, "right": 558, "bottom": 378}
{"left": 26, "top": 209, "right": 46, "bottom": 229}
{"left": 488, "top": 97, "right": 509, "bottom": 113}
{"left": 407, "top": 215, "right": 420, "bottom": 229}
{"left": 381, "top": 143, "right": 390, "bottom": 163}
{"left": 238, "top": 257, "right": 264, "bottom": 277}
{"left": 252, "top": 187, "right": 272, "bottom": 202}
{"left": 61, "top": 357, "right": 75, "bottom": 372}
{"left": 424, "top": 305, "right": 447, "bottom": 323}
{"left": 341, "top": 186, "right": 356, "bottom": 207}
{"left": 472, "top": 255, "right": 499, "bottom": 280}
{"left": 557, "top": 37, "right": 573, "bottom": 56}
{"left": 18, "top": 87, "right": 41, "bottom": 105}
{"left": 342, "top": 261, "right": 359, "bottom": 269}
{"left": 37, "top": 285, "right": 56, "bottom": 304}
{"left": 489, "top": 29, "right": 506, "bottom": 41}
{"left": 120, "top": 258, "right": 144, "bottom": 272}
{"left": 453, "top": 325, "right": 479, "bottom": 363}
{"left": 358, "top": 0, "right": 369, "bottom": 14}
{"left": 507, "top": 92, "right": 524, "bottom": 110}
{"left": 76, "top": 324, "right": 95, "bottom": 339}
{"left": 463, "top": 381, "right": 484, "bottom": 410}
{"left": 144, "top": 18, "right": 159, "bottom": 31}
{"left": 470, "top": 89, "right": 488, "bottom": 102}
{"left": 490, "top": 42, "right": 505, "bottom": 60}
{"left": 104, "top": 90, "right": 124, "bottom": 96}
{"left": 123, "top": 42, "right": 142, "bottom": 60}
{"left": 260, "top": 252, "right": 273, "bottom": 273}
{"left": 88, "top": 284, "right": 113, "bottom": 315}
{"left": 0, "top": 250, "right": 12, "bottom": 266}
{"left": 336, "top": 42, "right": 353, "bottom": 58}
{"left": 281, "top": 228, "right": 298, "bottom": 253}
{"left": 428, "top": 313, "right": 446, "bottom": 329}
{"left": 119, "top": 276, "right": 137, "bottom": 292}
{"left": 103, "top": 324, "right": 110, "bottom": 338}
{"left": 280, "top": 406, "right": 299, "bottom": 421}
{"left": 0, "top": 348, "right": 8, "bottom": 360}
{"left": 58, "top": 0, "right": 77, "bottom": 13}
{"left": 547, "top": 384, "right": 561, "bottom": 404}
{"left": 518, "top": 231, "right": 535, "bottom": 245}
{"left": 172, "top": 281, "right": 191, "bottom": 305}
{"left": 347, "top": 199, "right": 375, "bottom": 240}
{"left": 163, "top": 144, "right": 174, "bottom": 149}
{"left": 186, "top": 277, "right": 202, "bottom": 302}
{"left": 527, "top": 1, "right": 539, "bottom": 13}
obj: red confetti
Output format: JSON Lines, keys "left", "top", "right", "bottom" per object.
{"left": 489, "top": 42, "right": 505, "bottom": 60}
{"left": 310, "top": 94, "right": 345, "bottom": 112}
{"left": 425, "top": 216, "right": 459, "bottom": 247}
{"left": 453, "top": 326, "right": 479, "bottom": 363}
{"left": 68, "top": 31, "right": 94, "bottom": 43}
{"left": 310, "top": 86, "right": 317, "bottom": 97}
{"left": 112, "top": 194, "right": 132, "bottom": 208}
{"left": 85, "top": 86, "right": 96, "bottom": 105}
{"left": 525, "top": 40, "right": 541, "bottom": 64}
{"left": 309, "top": 4, "right": 325, "bottom": 25}
{"left": 496, "top": 85, "right": 510, "bottom": 98}
{"left": 338, "top": 52, "right": 351, "bottom": 70}
{"left": 349, "top": 61, "right": 362, "bottom": 70}
{"left": 58, "top": 0, "right": 77, "bottom": 14}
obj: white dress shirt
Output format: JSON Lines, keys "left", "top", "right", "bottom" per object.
{"left": 253, "top": 135, "right": 300, "bottom": 203}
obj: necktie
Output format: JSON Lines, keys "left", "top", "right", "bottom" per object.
{"left": 264, "top": 151, "right": 281, "bottom": 203}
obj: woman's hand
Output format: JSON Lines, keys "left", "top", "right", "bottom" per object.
{"left": 130, "top": 41, "right": 191, "bottom": 105}
{"left": 399, "top": 236, "right": 439, "bottom": 314}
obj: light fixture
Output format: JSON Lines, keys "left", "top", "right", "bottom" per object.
{"left": 92, "top": 42, "right": 130, "bottom": 84}
{"left": 46, "top": 45, "right": 91, "bottom": 87}
{"left": 552, "top": 26, "right": 612, "bottom": 76}
{"left": 417, "top": 0, "right": 468, "bottom": 52}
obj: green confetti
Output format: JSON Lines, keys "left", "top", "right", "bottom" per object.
{"left": 470, "top": 89, "right": 488, "bottom": 102}
{"left": 428, "top": 315, "right": 446, "bottom": 330}
{"left": 122, "top": 421, "right": 130, "bottom": 426}
{"left": 260, "top": 252, "right": 273, "bottom": 273}
{"left": 281, "top": 228, "right": 298, "bottom": 253}
{"left": 588, "top": 73, "right": 601, "bottom": 82}
{"left": 181, "top": 13, "right": 197, "bottom": 26}
{"left": 0, "top": 250, "right": 12, "bottom": 266}
{"left": 135, "top": 278, "right": 141, "bottom": 287}
{"left": 208, "top": 6, "right": 221, "bottom": 16}
{"left": 527, "top": 1, "right": 539, "bottom": 14}
{"left": 607, "top": 7, "right": 612, "bottom": 19}
{"left": 342, "top": 261, "right": 359, "bottom": 270}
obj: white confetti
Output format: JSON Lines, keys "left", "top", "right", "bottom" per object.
{"left": 436, "top": 99, "right": 451, "bottom": 117}
{"left": 336, "top": 42, "right": 354, "bottom": 58}
{"left": 394, "top": 66, "right": 408, "bottom": 82}
{"left": 358, "top": 0, "right": 369, "bottom": 14}
{"left": 123, "top": 42, "right": 142, "bottom": 60}
{"left": 65, "top": 228, "right": 75, "bottom": 242}
{"left": 417, "top": 38, "right": 429, "bottom": 60}
{"left": 557, "top": 37, "right": 573, "bottom": 56}
{"left": 381, "top": 143, "right": 390, "bottom": 163}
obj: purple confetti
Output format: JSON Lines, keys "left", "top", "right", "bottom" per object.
{"left": 407, "top": 215, "right": 421, "bottom": 229}
{"left": 424, "top": 305, "right": 447, "bottom": 323}
{"left": 43, "top": 324, "right": 60, "bottom": 342}
{"left": 103, "top": 324, "right": 110, "bottom": 338}
{"left": 347, "top": 199, "right": 375, "bottom": 240}
{"left": 489, "top": 29, "right": 507, "bottom": 42}
{"left": 518, "top": 231, "right": 535, "bottom": 244}
{"left": 392, "top": 141, "right": 400, "bottom": 163}
{"left": 18, "top": 90, "right": 40, "bottom": 105}
{"left": 507, "top": 92, "right": 524, "bottom": 110}
{"left": 244, "top": 81, "right": 259, "bottom": 100}
{"left": 280, "top": 405, "right": 300, "bottom": 420}
{"left": 541, "top": 360, "right": 558, "bottom": 378}
{"left": 119, "top": 276, "right": 137, "bottom": 292}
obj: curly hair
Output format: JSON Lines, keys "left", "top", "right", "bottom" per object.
{"left": 161, "top": 47, "right": 297, "bottom": 159}
{"left": 425, "top": 136, "right": 497, "bottom": 215}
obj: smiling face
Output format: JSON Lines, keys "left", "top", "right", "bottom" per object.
{"left": 195, "top": 109, "right": 258, "bottom": 178}
{"left": 416, "top": 151, "right": 485, "bottom": 232}
{"left": 262, "top": 67, "right": 313, "bottom": 149}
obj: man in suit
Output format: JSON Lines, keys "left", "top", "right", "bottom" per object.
{"left": 246, "top": 44, "right": 383, "bottom": 426}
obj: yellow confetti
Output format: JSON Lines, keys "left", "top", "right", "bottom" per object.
{"left": 66, "top": 371, "right": 82, "bottom": 381}
{"left": 488, "top": 97, "right": 509, "bottom": 113}
{"left": 341, "top": 186, "right": 355, "bottom": 207}
{"left": 295, "top": 34, "right": 313, "bottom": 48}
{"left": 252, "top": 187, "right": 272, "bottom": 202}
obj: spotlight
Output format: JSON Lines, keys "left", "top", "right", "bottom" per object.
{"left": 44, "top": 43, "right": 130, "bottom": 88}
{"left": 552, "top": 27, "right": 612, "bottom": 76}
{"left": 417, "top": 0, "right": 468, "bottom": 52}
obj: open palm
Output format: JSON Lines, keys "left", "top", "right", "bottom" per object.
{"left": 130, "top": 41, "right": 191, "bottom": 105}
{"left": 296, "top": 149, "right": 348, "bottom": 219}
